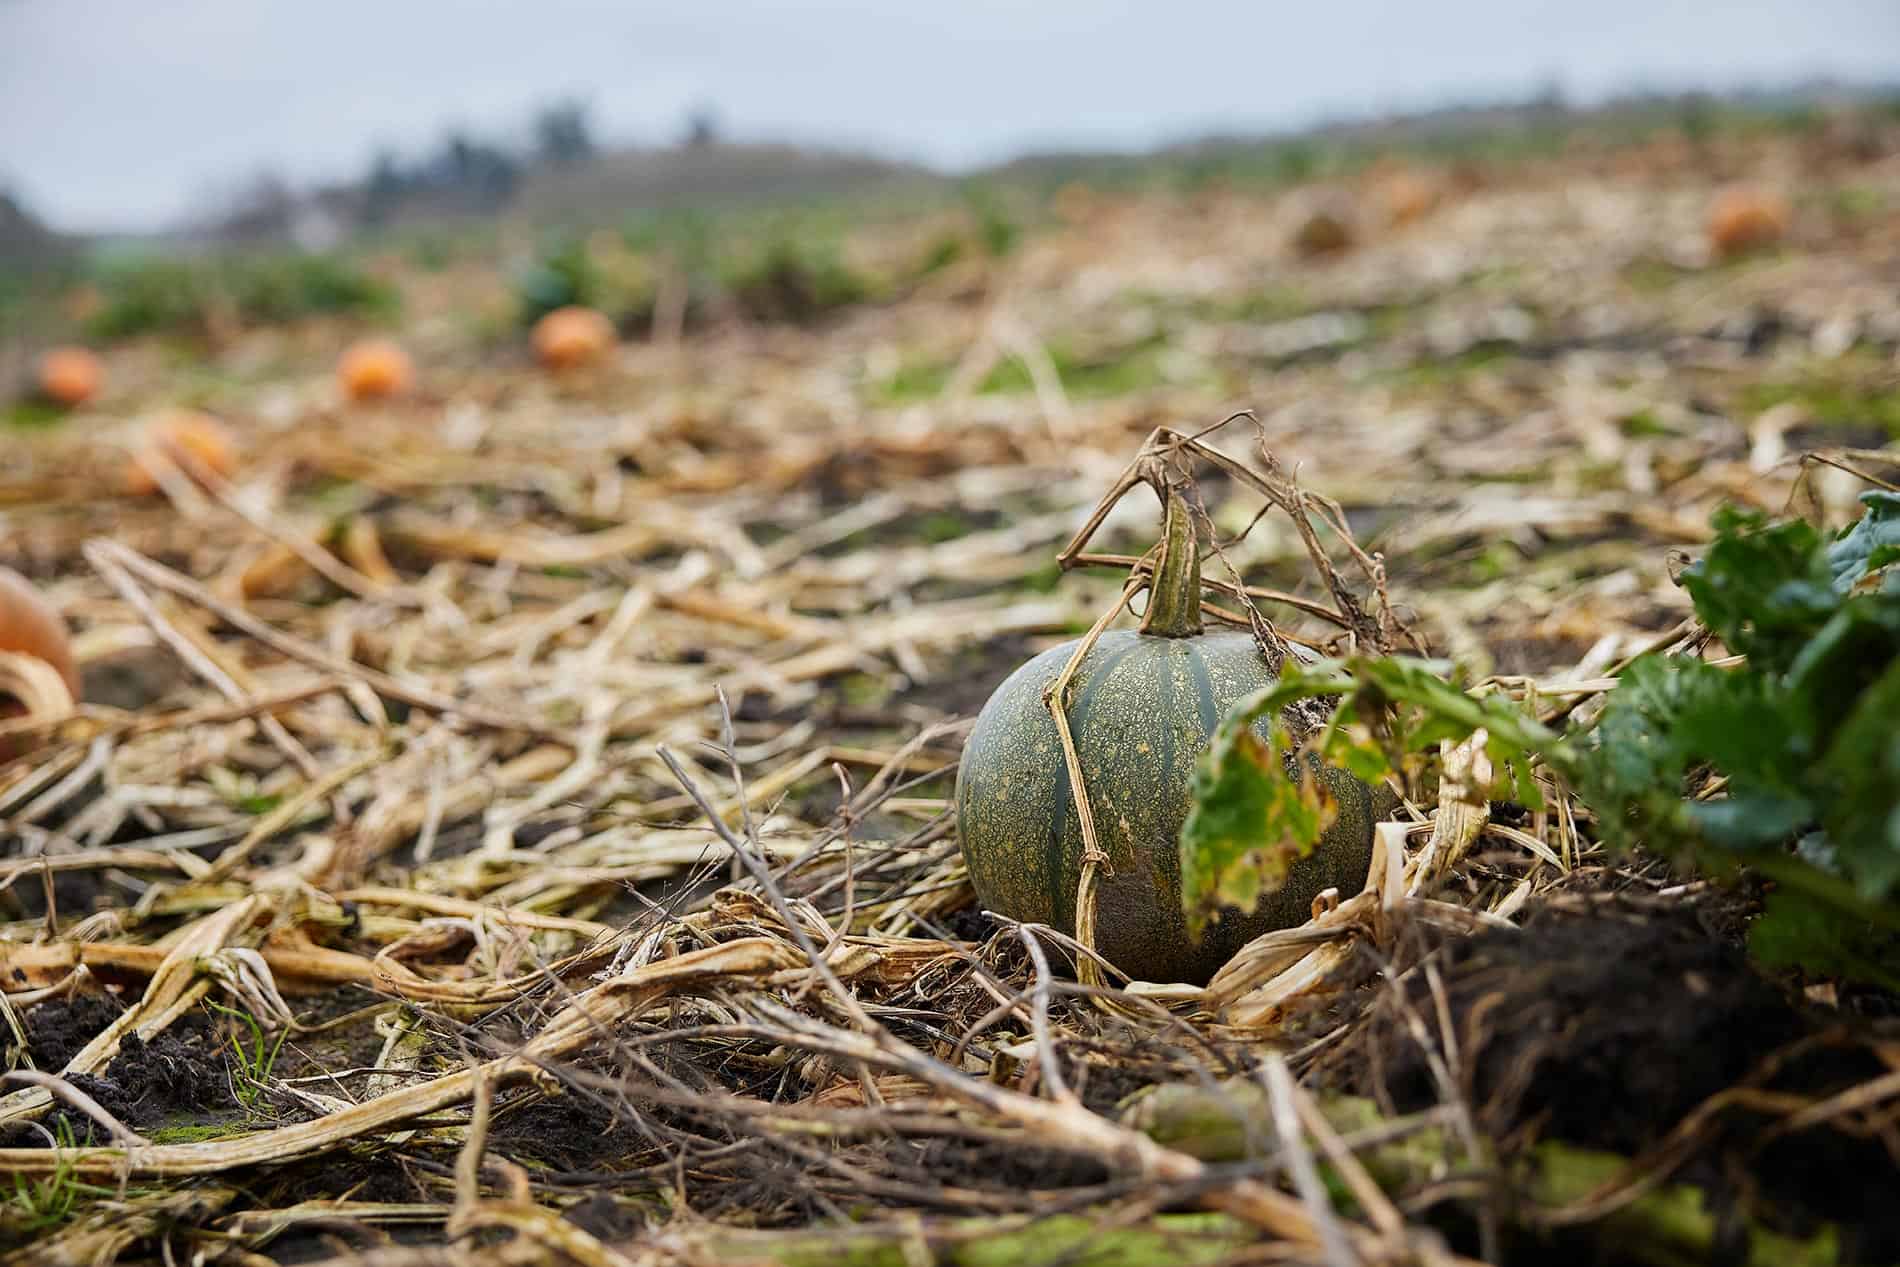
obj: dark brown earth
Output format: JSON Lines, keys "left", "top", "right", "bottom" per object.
{"left": 1330, "top": 901, "right": 1900, "bottom": 1262}
{"left": 22, "top": 1010, "right": 240, "bottom": 1147}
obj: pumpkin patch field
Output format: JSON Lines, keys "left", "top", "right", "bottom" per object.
{"left": 4, "top": 106, "right": 1900, "bottom": 1266}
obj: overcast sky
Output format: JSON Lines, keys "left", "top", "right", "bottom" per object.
{"left": 3, "top": 0, "right": 1897, "bottom": 233}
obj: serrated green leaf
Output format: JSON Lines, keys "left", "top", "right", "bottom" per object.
{"left": 1681, "top": 508, "right": 1837, "bottom": 672}
{"left": 1179, "top": 656, "right": 1558, "bottom": 938}
{"left": 1179, "top": 710, "right": 1331, "bottom": 937}
{"left": 1566, "top": 494, "right": 1900, "bottom": 973}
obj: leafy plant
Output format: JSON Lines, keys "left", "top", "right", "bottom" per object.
{"left": 1181, "top": 492, "right": 1900, "bottom": 980}
{"left": 513, "top": 234, "right": 603, "bottom": 326}
{"left": 86, "top": 251, "right": 394, "bottom": 340}
{"left": 909, "top": 232, "right": 965, "bottom": 280}
{"left": 960, "top": 185, "right": 1020, "bottom": 258}
{"left": 1593, "top": 500, "right": 1900, "bottom": 885}
{"left": 722, "top": 236, "right": 871, "bottom": 325}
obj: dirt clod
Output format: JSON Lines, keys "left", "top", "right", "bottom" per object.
{"left": 1338, "top": 903, "right": 1900, "bottom": 1257}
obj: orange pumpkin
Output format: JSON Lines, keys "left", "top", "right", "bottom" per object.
{"left": 1707, "top": 188, "right": 1790, "bottom": 259}
{"left": 337, "top": 338, "right": 414, "bottom": 401}
{"left": 126, "top": 409, "right": 239, "bottom": 496}
{"left": 1377, "top": 170, "right": 1441, "bottom": 227}
{"left": 531, "top": 305, "right": 617, "bottom": 371}
{"left": 36, "top": 346, "right": 103, "bottom": 408}
{"left": 0, "top": 566, "right": 78, "bottom": 713}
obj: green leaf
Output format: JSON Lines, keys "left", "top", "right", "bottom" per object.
{"left": 1179, "top": 716, "right": 1328, "bottom": 936}
{"left": 1336, "top": 741, "right": 1392, "bottom": 786}
{"left": 1566, "top": 494, "right": 1900, "bottom": 972}
{"left": 1687, "top": 794, "right": 1814, "bottom": 850}
{"left": 1748, "top": 889, "right": 1900, "bottom": 993}
{"left": 1782, "top": 600, "right": 1900, "bottom": 744}
{"left": 1681, "top": 507, "right": 1836, "bottom": 672}
{"left": 1826, "top": 490, "right": 1900, "bottom": 592}
{"left": 1179, "top": 656, "right": 1559, "bottom": 937}
{"left": 1178, "top": 665, "right": 1354, "bottom": 939}
{"left": 1505, "top": 755, "right": 1546, "bottom": 812}
{"left": 1815, "top": 655, "right": 1900, "bottom": 899}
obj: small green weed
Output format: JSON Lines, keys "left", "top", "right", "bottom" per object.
{"left": 4, "top": 1120, "right": 113, "bottom": 1236}
{"left": 208, "top": 1002, "right": 288, "bottom": 1112}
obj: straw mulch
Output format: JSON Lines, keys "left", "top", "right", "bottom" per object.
{"left": 2, "top": 114, "right": 1899, "bottom": 1265}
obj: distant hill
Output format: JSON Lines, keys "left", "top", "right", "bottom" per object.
{"left": 174, "top": 140, "right": 942, "bottom": 248}
{"left": 166, "top": 77, "right": 1899, "bottom": 248}
{"left": 989, "top": 79, "right": 1900, "bottom": 188}
{"left": 0, "top": 190, "right": 73, "bottom": 271}
{"left": 516, "top": 142, "right": 943, "bottom": 222}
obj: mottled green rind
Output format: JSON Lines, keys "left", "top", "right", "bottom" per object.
{"left": 955, "top": 630, "right": 1375, "bottom": 984}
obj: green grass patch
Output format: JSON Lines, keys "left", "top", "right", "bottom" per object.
{"left": 1389, "top": 341, "right": 1520, "bottom": 386}
{"left": 916, "top": 511, "right": 976, "bottom": 544}
{"left": 520, "top": 209, "right": 882, "bottom": 329}
{"left": 721, "top": 236, "right": 873, "bottom": 325}
{"left": 1198, "top": 286, "right": 1311, "bottom": 324}
{"left": 1743, "top": 377, "right": 1900, "bottom": 437}
{"left": 86, "top": 249, "right": 396, "bottom": 340}
{"left": 838, "top": 672, "right": 893, "bottom": 709}
{"left": 878, "top": 333, "right": 1183, "bottom": 405}
{"left": 1018, "top": 559, "right": 1065, "bottom": 593}
{"left": 1, "top": 1120, "right": 125, "bottom": 1237}
{"left": 145, "top": 1121, "right": 248, "bottom": 1145}
{"left": 1623, "top": 257, "right": 1693, "bottom": 293}
{"left": 4, "top": 398, "right": 69, "bottom": 428}
{"left": 1619, "top": 409, "right": 1676, "bottom": 438}
{"left": 876, "top": 358, "right": 954, "bottom": 402}
{"left": 1825, "top": 185, "right": 1887, "bottom": 222}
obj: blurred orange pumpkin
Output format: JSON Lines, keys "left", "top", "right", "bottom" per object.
{"left": 1377, "top": 170, "right": 1441, "bottom": 227}
{"left": 126, "top": 409, "right": 239, "bottom": 496}
{"left": 36, "top": 346, "right": 102, "bottom": 408}
{"left": 0, "top": 566, "right": 78, "bottom": 727}
{"left": 337, "top": 338, "right": 414, "bottom": 401}
{"left": 531, "top": 305, "right": 617, "bottom": 371}
{"left": 1707, "top": 188, "right": 1790, "bottom": 259}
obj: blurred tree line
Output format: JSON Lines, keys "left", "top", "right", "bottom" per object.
{"left": 360, "top": 98, "right": 597, "bottom": 227}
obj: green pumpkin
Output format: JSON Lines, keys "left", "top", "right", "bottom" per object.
{"left": 954, "top": 488, "right": 1377, "bottom": 984}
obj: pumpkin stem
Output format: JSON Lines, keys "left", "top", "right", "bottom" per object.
{"left": 1140, "top": 482, "right": 1204, "bottom": 638}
